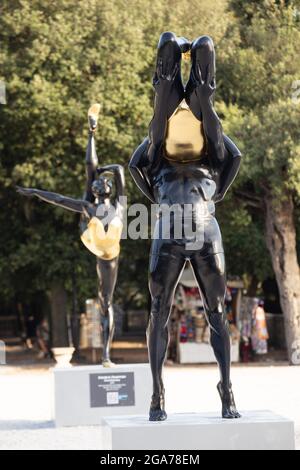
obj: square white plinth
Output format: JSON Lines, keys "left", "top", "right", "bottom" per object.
{"left": 53, "top": 363, "right": 152, "bottom": 427}
{"left": 102, "top": 411, "right": 295, "bottom": 450}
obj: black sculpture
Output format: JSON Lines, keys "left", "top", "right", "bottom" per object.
{"left": 129, "top": 33, "right": 242, "bottom": 420}
{"left": 17, "top": 105, "right": 125, "bottom": 367}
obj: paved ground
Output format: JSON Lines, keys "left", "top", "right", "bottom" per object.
{"left": 0, "top": 363, "right": 299, "bottom": 450}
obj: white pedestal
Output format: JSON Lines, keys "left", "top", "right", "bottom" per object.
{"left": 179, "top": 342, "right": 239, "bottom": 364}
{"left": 103, "top": 411, "right": 295, "bottom": 450}
{"left": 53, "top": 363, "right": 151, "bottom": 427}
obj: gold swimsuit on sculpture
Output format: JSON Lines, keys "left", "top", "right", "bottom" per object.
{"left": 81, "top": 215, "right": 123, "bottom": 260}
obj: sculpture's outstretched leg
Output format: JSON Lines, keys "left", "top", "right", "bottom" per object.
{"left": 190, "top": 251, "right": 241, "bottom": 419}
{"left": 147, "top": 32, "right": 184, "bottom": 166}
{"left": 97, "top": 257, "right": 119, "bottom": 367}
{"left": 148, "top": 244, "right": 186, "bottom": 421}
{"left": 154, "top": 31, "right": 184, "bottom": 118}
{"left": 84, "top": 104, "right": 101, "bottom": 203}
{"left": 186, "top": 35, "right": 216, "bottom": 121}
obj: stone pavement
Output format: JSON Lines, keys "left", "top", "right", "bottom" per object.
{"left": 0, "top": 363, "right": 299, "bottom": 450}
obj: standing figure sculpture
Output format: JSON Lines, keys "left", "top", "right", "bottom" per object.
{"left": 129, "top": 33, "right": 242, "bottom": 420}
{"left": 17, "top": 105, "right": 125, "bottom": 367}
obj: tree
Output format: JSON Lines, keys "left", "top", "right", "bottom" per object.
{"left": 0, "top": 0, "right": 233, "bottom": 325}
{"left": 0, "top": 0, "right": 154, "bottom": 342}
{"left": 220, "top": 1, "right": 300, "bottom": 363}
{"left": 2, "top": 0, "right": 298, "bottom": 361}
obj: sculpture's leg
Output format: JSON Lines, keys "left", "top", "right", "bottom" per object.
{"left": 148, "top": 246, "right": 186, "bottom": 421}
{"left": 190, "top": 251, "right": 241, "bottom": 418}
{"left": 186, "top": 35, "right": 216, "bottom": 121}
{"left": 96, "top": 257, "right": 119, "bottom": 367}
{"left": 147, "top": 32, "right": 184, "bottom": 164}
{"left": 155, "top": 31, "right": 184, "bottom": 118}
{"left": 84, "top": 106, "right": 100, "bottom": 203}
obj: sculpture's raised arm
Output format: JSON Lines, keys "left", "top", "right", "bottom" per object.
{"left": 214, "top": 135, "right": 242, "bottom": 203}
{"left": 129, "top": 139, "right": 156, "bottom": 203}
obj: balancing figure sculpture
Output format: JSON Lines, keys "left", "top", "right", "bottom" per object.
{"left": 18, "top": 105, "right": 125, "bottom": 367}
{"left": 129, "top": 33, "right": 242, "bottom": 420}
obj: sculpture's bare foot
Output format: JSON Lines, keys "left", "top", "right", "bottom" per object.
{"left": 149, "top": 408, "right": 167, "bottom": 421}
{"left": 102, "top": 359, "right": 115, "bottom": 368}
{"left": 149, "top": 393, "right": 167, "bottom": 421}
{"left": 217, "top": 382, "right": 241, "bottom": 419}
{"left": 88, "top": 103, "right": 101, "bottom": 132}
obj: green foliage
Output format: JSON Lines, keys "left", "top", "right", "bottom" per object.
{"left": 0, "top": 0, "right": 299, "bottom": 316}
{"left": 0, "top": 0, "right": 233, "bottom": 312}
{"left": 222, "top": 1, "right": 300, "bottom": 110}
{"left": 224, "top": 0, "right": 300, "bottom": 204}
{"left": 216, "top": 0, "right": 300, "bottom": 285}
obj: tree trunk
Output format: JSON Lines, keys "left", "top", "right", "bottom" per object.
{"left": 49, "top": 283, "right": 69, "bottom": 348}
{"left": 265, "top": 193, "right": 300, "bottom": 364}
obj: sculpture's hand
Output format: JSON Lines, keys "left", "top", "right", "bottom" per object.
{"left": 16, "top": 186, "right": 36, "bottom": 197}
{"left": 153, "top": 59, "right": 179, "bottom": 94}
{"left": 194, "top": 64, "right": 216, "bottom": 103}
{"left": 97, "top": 167, "right": 114, "bottom": 176}
{"left": 82, "top": 203, "right": 95, "bottom": 220}
{"left": 97, "top": 168, "right": 108, "bottom": 176}
{"left": 213, "top": 192, "right": 223, "bottom": 204}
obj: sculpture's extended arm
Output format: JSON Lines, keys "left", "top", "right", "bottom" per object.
{"left": 16, "top": 187, "right": 93, "bottom": 214}
{"left": 194, "top": 65, "right": 225, "bottom": 166}
{"left": 129, "top": 138, "right": 156, "bottom": 203}
{"left": 97, "top": 164, "right": 125, "bottom": 200}
{"left": 214, "top": 135, "right": 242, "bottom": 203}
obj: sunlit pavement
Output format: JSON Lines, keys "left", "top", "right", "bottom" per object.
{"left": 0, "top": 363, "right": 299, "bottom": 450}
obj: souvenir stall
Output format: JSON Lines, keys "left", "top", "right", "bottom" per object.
{"left": 239, "top": 297, "right": 269, "bottom": 362}
{"left": 169, "top": 265, "right": 243, "bottom": 364}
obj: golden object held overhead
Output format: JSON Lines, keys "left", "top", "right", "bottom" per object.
{"left": 164, "top": 100, "right": 205, "bottom": 162}
{"left": 182, "top": 50, "right": 191, "bottom": 61}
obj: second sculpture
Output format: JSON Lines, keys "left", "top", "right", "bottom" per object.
{"left": 17, "top": 105, "right": 125, "bottom": 367}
